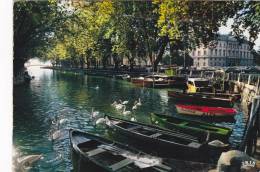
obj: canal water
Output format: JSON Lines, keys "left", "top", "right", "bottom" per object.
{"left": 13, "top": 67, "right": 247, "bottom": 171}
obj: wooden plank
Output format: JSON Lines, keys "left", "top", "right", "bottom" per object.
{"left": 154, "top": 163, "right": 172, "bottom": 171}
{"left": 127, "top": 125, "right": 142, "bottom": 131}
{"left": 188, "top": 142, "right": 202, "bottom": 148}
{"left": 109, "top": 158, "right": 134, "bottom": 171}
{"left": 150, "top": 133, "right": 162, "bottom": 138}
{"left": 85, "top": 148, "right": 106, "bottom": 157}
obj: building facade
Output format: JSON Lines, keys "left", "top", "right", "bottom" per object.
{"left": 190, "top": 35, "right": 254, "bottom": 68}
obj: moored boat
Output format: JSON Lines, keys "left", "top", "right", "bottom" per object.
{"left": 193, "top": 92, "right": 241, "bottom": 102}
{"left": 168, "top": 91, "right": 234, "bottom": 108}
{"left": 69, "top": 129, "right": 173, "bottom": 172}
{"left": 131, "top": 74, "right": 186, "bottom": 88}
{"left": 186, "top": 78, "right": 213, "bottom": 93}
{"left": 150, "top": 113, "right": 232, "bottom": 142}
{"left": 175, "top": 104, "right": 237, "bottom": 117}
{"left": 105, "top": 116, "right": 229, "bottom": 161}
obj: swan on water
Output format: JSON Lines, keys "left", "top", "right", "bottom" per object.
{"left": 122, "top": 105, "right": 131, "bottom": 115}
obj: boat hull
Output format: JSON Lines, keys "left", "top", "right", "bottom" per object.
{"left": 175, "top": 104, "right": 236, "bottom": 117}
{"left": 168, "top": 91, "right": 234, "bottom": 108}
{"left": 70, "top": 129, "right": 172, "bottom": 172}
{"left": 150, "top": 113, "right": 232, "bottom": 142}
{"left": 105, "top": 116, "right": 212, "bottom": 161}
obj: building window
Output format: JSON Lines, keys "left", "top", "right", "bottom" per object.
{"left": 204, "top": 50, "right": 206, "bottom": 55}
{"left": 219, "top": 43, "right": 222, "bottom": 47}
{"left": 223, "top": 50, "right": 226, "bottom": 56}
{"left": 215, "top": 49, "right": 217, "bottom": 56}
{"left": 198, "top": 51, "right": 201, "bottom": 56}
{"left": 219, "top": 50, "right": 221, "bottom": 56}
{"left": 203, "top": 62, "right": 206, "bottom": 66}
{"left": 210, "top": 49, "right": 213, "bottom": 55}
{"left": 228, "top": 50, "right": 231, "bottom": 56}
{"left": 244, "top": 52, "right": 246, "bottom": 57}
{"left": 240, "top": 52, "right": 242, "bottom": 57}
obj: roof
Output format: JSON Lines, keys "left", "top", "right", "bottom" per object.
{"left": 217, "top": 34, "right": 249, "bottom": 44}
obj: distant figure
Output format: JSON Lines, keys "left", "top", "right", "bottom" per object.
{"left": 183, "top": 83, "right": 188, "bottom": 94}
{"left": 24, "top": 71, "right": 32, "bottom": 82}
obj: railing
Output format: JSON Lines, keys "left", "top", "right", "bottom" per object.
{"left": 240, "top": 96, "right": 260, "bottom": 155}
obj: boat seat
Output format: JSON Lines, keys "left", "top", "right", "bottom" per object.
{"left": 109, "top": 158, "right": 134, "bottom": 171}
{"left": 154, "top": 163, "right": 172, "bottom": 171}
{"left": 178, "top": 122, "right": 189, "bottom": 126}
{"left": 128, "top": 125, "right": 142, "bottom": 131}
{"left": 85, "top": 148, "right": 106, "bottom": 157}
{"left": 188, "top": 142, "right": 202, "bottom": 148}
{"left": 149, "top": 133, "right": 162, "bottom": 138}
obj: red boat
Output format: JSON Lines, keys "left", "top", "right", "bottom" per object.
{"left": 175, "top": 104, "right": 237, "bottom": 117}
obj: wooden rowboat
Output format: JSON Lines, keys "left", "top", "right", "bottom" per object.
{"left": 105, "top": 116, "right": 229, "bottom": 161}
{"left": 175, "top": 104, "right": 237, "bottom": 117}
{"left": 168, "top": 91, "right": 234, "bottom": 108}
{"left": 150, "top": 113, "right": 232, "bottom": 142}
{"left": 193, "top": 92, "right": 241, "bottom": 102}
{"left": 69, "top": 129, "right": 172, "bottom": 172}
{"left": 105, "top": 116, "right": 210, "bottom": 158}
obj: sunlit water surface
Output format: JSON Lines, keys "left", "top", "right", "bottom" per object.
{"left": 13, "top": 67, "right": 247, "bottom": 171}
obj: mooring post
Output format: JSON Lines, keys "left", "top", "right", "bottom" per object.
{"left": 248, "top": 74, "right": 251, "bottom": 85}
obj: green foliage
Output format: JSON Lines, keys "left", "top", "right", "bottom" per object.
{"left": 14, "top": 0, "right": 260, "bottom": 73}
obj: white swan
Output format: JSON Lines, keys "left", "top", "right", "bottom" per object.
{"left": 115, "top": 103, "right": 124, "bottom": 110}
{"left": 122, "top": 101, "right": 129, "bottom": 105}
{"left": 95, "top": 117, "right": 107, "bottom": 125}
{"left": 132, "top": 101, "right": 138, "bottom": 110}
{"left": 119, "top": 99, "right": 129, "bottom": 105}
{"left": 59, "top": 118, "right": 68, "bottom": 125}
{"left": 91, "top": 108, "right": 100, "bottom": 118}
{"left": 111, "top": 101, "right": 117, "bottom": 107}
{"left": 130, "top": 117, "right": 136, "bottom": 121}
{"left": 136, "top": 98, "right": 142, "bottom": 106}
{"left": 122, "top": 105, "right": 131, "bottom": 115}
{"left": 17, "top": 154, "right": 42, "bottom": 170}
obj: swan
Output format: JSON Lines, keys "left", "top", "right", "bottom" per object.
{"left": 119, "top": 99, "right": 129, "bottom": 105}
{"left": 115, "top": 103, "right": 124, "bottom": 110}
{"left": 136, "top": 98, "right": 142, "bottom": 106}
{"left": 111, "top": 101, "right": 118, "bottom": 107}
{"left": 17, "top": 154, "right": 42, "bottom": 169}
{"left": 91, "top": 108, "right": 100, "bottom": 118}
{"left": 130, "top": 117, "right": 136, "bottom": 121}
{"left": 59, "top": 118, "right": 68, "bottom": 125}
{"left": 122, "top": 105, "right": 131, "bottom": 115}
{"left": 132, "top": 101, "right": 138, "bottom": 110}
{"left": 95, "top": 117, "right": 107, "bottom": 125}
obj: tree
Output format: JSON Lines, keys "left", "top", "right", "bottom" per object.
{"left": 13, "top": 0, "right": 67, "bottom": 75}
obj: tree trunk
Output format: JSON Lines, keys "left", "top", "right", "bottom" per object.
{"left": 13, "top": 58, "right": 26, "bottom": 77}
{"left": 153, "top": 37, "right": 168, "bottom": 71}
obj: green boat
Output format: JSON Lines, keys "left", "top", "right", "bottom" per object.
{"left": 150, "top": 113, "right": 232, "bottom": 142}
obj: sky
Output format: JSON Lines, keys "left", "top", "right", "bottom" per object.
{"left": 218, "top": 18, "right": 260, "bottom": 50}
